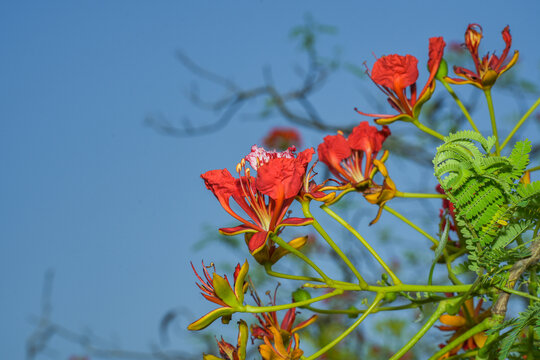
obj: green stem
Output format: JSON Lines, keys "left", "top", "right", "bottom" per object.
{"left": 307, "top": 296, "right": 447, "bottom": 316}
{"left": 445, "top": 250, "right": 463, "bottom": 285}
{"left": 243, "top": 289, "right": 343, "bottom": 313}
{"left": 264, "top": 264, "right": 324, "bottom": 283}
{"left": 430, "top": 318, "right": 491, "bottom": 360}
{"left": 298, "top": 281, "right": 472, "bottom": 293}
{"left": 484, "top": 89, "right": 500, "bottom": 155}
{"left": 365, "top": 283, "right": 472, "bottom": 293}
{"left": 412, "top": 118, "right": 445, "bottom": 141}
{"left": 321, "top": 205, "right": 402, "bottom": 285}
{"left": 441, "top": 79, "right": 481, "bottom": 133}
{"left": 390, "top": 299, "right": 452, "bottom": 360}
{"left": 270, "top": 234, "right": 333, "bottom": 284}
{"left": 384, "top": 205, "right": 439, "bottom": 246}
{"left": 501, "top": 95, "right": 540, "bottom": 150}
{"left": 494, "top": 285, "right": 540, "bottom": 302}
{"left": 302, "top": 201, "right": 368, "bottom": 288}
{"left": 304, "top": 294, "right": 384, "bottom": 360}
{"left": 528, "top": 165, "right": 540, "bottom": 173}
{"left": 395, "top": 191, "right": 447, "bottom": 199}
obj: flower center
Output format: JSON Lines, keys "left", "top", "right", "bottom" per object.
{"left": 236, "top": 159, "right": 272, "bottom": 230}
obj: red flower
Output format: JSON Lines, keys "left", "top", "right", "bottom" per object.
{"left": 317, "top": 121, "right": 390, "bottom": 188}
{"left": 446, "top": 24, "right": 519, "bottom": 89}
{"left": 263, "top": 127, "right": 302, "bottom": 150}
{"left": 437, "top": 298, "right": 490, "bottom": 358}
{"left": 250, "top": 287, "right": 317, "bottom": 352}
{"left": 201, "top": 146, "right": 314, "bottom": 260}
{"left": 356, "top": 37, "right": 446, "bottom": 125}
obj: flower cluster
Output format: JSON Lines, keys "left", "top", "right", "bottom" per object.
{"left": 189, "top": 23, "right": 531, "bottom": 360}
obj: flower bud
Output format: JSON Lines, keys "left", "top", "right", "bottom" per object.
{"left": 292, "top": 288, "right": 311, "bottom": 303}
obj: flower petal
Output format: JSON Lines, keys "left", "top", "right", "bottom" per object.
{"left": 371, "top": 54, "right": 419, "bottom": 90}
{"left": 213, "top": 273, "right": 240, "bottom": 307}
{"left": 246, "top": 231, "right": 269, "bottom": 255}
{"left": 439, "top": 314, "right": 466, "bottom": 327}
{"left": 219, "top": 224, "right": 259, "bottom": 236}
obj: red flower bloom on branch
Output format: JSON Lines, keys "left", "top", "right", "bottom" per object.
{"left": 445, "top": 24, "right": 519, "bottom": 89}
{"left": 201, "top": 146, "right": 314, "bottom": 261}
{"left": 317, "top": 121, "right": 390, "bottom": 189}
{"left": 356, "top": 37, "right": 446, "bottom": 125}
{"left": 251, "top": 287, "right": 316, "bottom": 360}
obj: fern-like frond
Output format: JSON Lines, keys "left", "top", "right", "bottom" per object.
{"left": 492, "top": 221, "right": 534, "bottom": 249}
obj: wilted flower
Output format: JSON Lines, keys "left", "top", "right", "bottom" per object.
{"left": 188, "top": 261, "right": 249, "bottom": 331}
{"left": 445, "top": 24, "right": 519, "bottom": 89}
{"left": 203, "top": 320, "right": 249, "bottom": 360}
{"left": 363, "top": 159, "right": 396, "bottom": 225}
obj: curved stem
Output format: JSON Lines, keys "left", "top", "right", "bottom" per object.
{"left": 395, "top": 191, "right": 447, "bottom": 199}
{"left": 484, "top": 89, "right": 500, "bottom": 155}
{"left": 445, "top": 250, "right": 463, "bottom": 285}
{"left": 302, "top": 201, "right": 368, "bottom": 288}
{"left": 383, "top": 205, "right": 439, "bottom": 246}
{"left": 304, "top": 294, "right": 384, "bottom": 360}
{"left": 390, "top": 299, "right": 452, "bottom": 360}
{"left": 321, "top": 205, "right": 402, "bottom": 285}
{"left": 441, "top": 79, "right": 481, "bottom": 133}
{"left": 429, "top": 318, "right": 491, "bottom": 360}
{"left": 270, "top": 234, "right": 333, "bottom": 284}
{"left": 243, "top": 289, "right": 343, "bottom": 313}
{"left": 264, "top": 264, "right": 324, "bottom": 283}
{"left": 501, "top": 95, "right": 540, "bottom": 150}
{"left": 411, "top": 118, "right": 445, "bottom": 140}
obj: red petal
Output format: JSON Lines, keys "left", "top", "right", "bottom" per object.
{"left": 247, "top": 231, "right": 268, "bottom": 254}
{"left": 220, "top": 224, "right": 259, "bottom": 235}
{"left": 201, "top": 169, "right": 239, "bottom": 199}
{"left": 256, "top": 150, "right": 313, "bottom": 200}
{"left": 278, "top": 217, "right": 313, "bottom": 227}
{"left": 347, "top": 121, "right": 391, "bottom": 154}
{"left": 427, "top": 37, "right": 446, "bottom": 73}
{"left": 371, "top": 54, "right": 419, "bottom": 91}
{"left": 318, "top": 134, "right": 351, "bottom": 165}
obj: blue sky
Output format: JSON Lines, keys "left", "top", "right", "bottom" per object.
{"left": 1, "top": 1, "right": 540, "bottom": 359}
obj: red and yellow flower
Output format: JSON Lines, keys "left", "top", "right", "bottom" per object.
{"left": 445, "top": 24, "right": 519, "bottom": 90}
{"left": 437, "top": 298, "right": 491, "bottom": 358}
{"left": 356, "top": 37, "right": 446, "bottom": 125}
{"left": 258, "top": 326, "right": 304, "bottom": 360}
{"left": 188, "top": 261, "right": 249, "bottom": 331}
{"left": 201, "top": 146, "right": 314, "bottom": 263}
{"left": 317, "top": 121, "right": 391, "bottom": 190}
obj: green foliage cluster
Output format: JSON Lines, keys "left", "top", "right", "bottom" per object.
{"left": 434, "top": 132, "right": 539, "bottom": 273}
